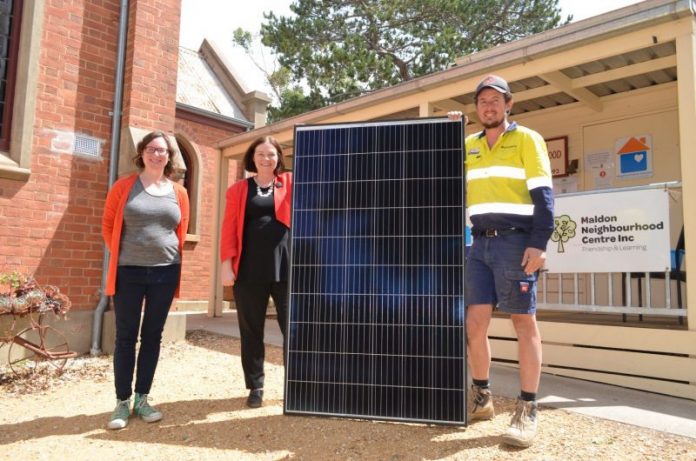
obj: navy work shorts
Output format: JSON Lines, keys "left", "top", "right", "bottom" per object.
{"left": 465, "top": 232, "right": 537, "bottom": 314}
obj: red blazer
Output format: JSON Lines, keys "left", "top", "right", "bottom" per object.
{"left": 220, "top": 172, "right": 292, "bottom": 275}
{"left": 102, "top": 174, "right": 190, "bottom": 297}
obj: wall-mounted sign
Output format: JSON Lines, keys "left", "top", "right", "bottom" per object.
{"left": 585, "top": 151, "right": 615, "bottom": 189}
{"left": 546, "top": 136, "right": 568, "bottom": 177}
{"left": 545, "top": 188, "right": 670, "bottom": 273}
{"left": 616, "top": 134, "right": 652, "bottom": 178}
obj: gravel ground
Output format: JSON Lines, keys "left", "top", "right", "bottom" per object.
{"left": 1, "top": 330, "right": 695, "bottom": 461}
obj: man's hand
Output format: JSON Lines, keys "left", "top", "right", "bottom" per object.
{"left": 447, "top": 111, "right": 469, "bottom": 124}
{"left": 521, "top": 247, "right": 546, "bottom": 275}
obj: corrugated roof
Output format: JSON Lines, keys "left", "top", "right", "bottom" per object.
{"left": 176, "top": 47, "right": 249, "bottom": 122}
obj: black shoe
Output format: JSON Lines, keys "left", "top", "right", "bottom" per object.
{"left": 246, "top": 389, "right": 263, "bottom": 408}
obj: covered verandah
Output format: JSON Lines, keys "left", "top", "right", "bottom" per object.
{"left": 211, "top": 0, "right": 696, "bottom": 399}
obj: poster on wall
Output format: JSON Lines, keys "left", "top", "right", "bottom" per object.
{"left": 552, "top": 176, "right": 578, "bottom": 194}
{"left": 585, "top": 151, "right": 614, "bottom": 189}
{"left": 545, "top": 188, "right": 670, "bottom": 273}
{"left": 545, "top": 136, "right": 568, "bottom": 177}
{"left": 615, "top": 134, "right": 653, "bottom": 178}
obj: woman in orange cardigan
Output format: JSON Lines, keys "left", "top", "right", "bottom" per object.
{"left": 220, "top": 135, "right": 292, "bottom": 408}
{"left": 102, "top": 131, "right": 190, "bottom": 430}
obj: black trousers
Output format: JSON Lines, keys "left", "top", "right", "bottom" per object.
{"left": 233, "top": 281, "right": 288, "bottom": 389}
{"left": 112, "top": 264, "right": 180, "bottom": 400}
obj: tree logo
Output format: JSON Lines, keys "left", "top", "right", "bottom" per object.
{"left": 551, "top": 215, "right": 577, "bottom": 253}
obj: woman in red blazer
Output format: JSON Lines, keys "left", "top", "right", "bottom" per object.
{"left": 220, "top": 135, "right": 292, "bottom": 408}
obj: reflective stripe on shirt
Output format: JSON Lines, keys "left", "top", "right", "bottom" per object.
{"left": 468, "top": 202, "right": 535, "bottom": 216}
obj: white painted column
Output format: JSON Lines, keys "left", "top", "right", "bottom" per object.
{"left": 208, "top": 154, "right": 230, "bottom": 317}
{"left": 675, "top": 17, "right": 696, "bottom": 330}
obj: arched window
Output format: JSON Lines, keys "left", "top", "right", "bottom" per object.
{"left": 174, "top": 135, "right": 201, "bottom": 238}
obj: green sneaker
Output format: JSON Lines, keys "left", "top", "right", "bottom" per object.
{"left": 107, "top": 398, "right": 131, "bottom": 430}
{"left": 133, "top": 393, "right": 162, "bottom": 423}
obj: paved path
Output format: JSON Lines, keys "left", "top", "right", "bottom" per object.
{"left": 186, "top": 311, "right": 696, "bottom": 439}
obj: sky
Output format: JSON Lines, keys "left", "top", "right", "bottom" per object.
{"left": 179, "top": 0, "right": 644, "bottom": 98}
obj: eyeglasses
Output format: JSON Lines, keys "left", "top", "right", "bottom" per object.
{"left": 144, "top": 146, "right": 168, "bottom": 156}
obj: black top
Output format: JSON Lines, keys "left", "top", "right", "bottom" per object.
{"left": 236, "top": 178, "right": 290, "bottom": 282}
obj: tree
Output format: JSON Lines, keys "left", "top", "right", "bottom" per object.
{"left": 246, "top": 0, "right": 570, "bottom": 121}
{"left": 233, "top": 28, "right": 327, "bottom": 124}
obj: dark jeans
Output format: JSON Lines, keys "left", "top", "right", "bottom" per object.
{"left": 233, "top": 281, "right": 288, "bottom": 389}
{"left": 112, "top": 264, "right": 180, "bottom": 400}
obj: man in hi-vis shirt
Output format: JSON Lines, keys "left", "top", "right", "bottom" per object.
{"left": 450, "top": 74, "right": 554, "bottom": 448}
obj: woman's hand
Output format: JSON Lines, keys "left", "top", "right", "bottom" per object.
{"left": 221, "top": 260, "right": 236, "bottom": 287}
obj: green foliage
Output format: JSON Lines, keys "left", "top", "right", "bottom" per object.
{"left": 267, "top": 87, "right": 326, "bottom": 124}
{"left": 232, "top": 28, "right": 253, "bottom": 51}
{"left": 0, "top": 270, "right": 26, "bottom": 290}
{"left": 257, "top": 0, "right": 570, "bottom": 120}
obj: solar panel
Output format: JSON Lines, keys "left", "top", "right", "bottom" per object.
{"left": 285, "top": 118, "right": 466, "bottom": 425}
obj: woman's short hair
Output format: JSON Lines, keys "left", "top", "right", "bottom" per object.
{"left": 133, "top": 131, "right": 176, "bottom": 177}
{"left": 243, "top": 136, "right": 285, "bottom": 175}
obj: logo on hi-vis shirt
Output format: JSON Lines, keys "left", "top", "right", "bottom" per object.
{"left": 519, "top": 281, "right": 530, "bottom": 293}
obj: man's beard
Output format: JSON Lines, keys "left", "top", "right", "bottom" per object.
{"left": 481, "top": 117, "right": 505, "bottom": 129}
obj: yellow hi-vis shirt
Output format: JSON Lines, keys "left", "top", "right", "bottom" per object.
{"left": 465, "top": 122, "right": 552, "bottom": 219}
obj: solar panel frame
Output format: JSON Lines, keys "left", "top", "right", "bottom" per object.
{"left": 284, "top": 117, "right": 467, "bottom": 425}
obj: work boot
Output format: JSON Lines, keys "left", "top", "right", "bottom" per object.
{"left": 501, "top": 398, "right": 538, "bottom": 448}
{"left": 468, "top": 384, "right": 495, "bottom": 421}
{"left": 133, "top": 393, "right": 163, "bottom": 423}
{"left": 107, "top": 398, "right": 131, "bottom": 430}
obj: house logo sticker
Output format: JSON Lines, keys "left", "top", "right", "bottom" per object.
{"left": 615, "top": 135, "right": 652, "bottom": 177}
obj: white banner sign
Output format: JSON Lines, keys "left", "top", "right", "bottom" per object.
{"left": 545, "top": 188, "right": 670, "bottom": 273}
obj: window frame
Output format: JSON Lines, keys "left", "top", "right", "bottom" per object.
{"left": 0, "top": 0, "right": 23, "bottom": 150}
{"left": 0, "top": 0, "right": 43, "bottom": 181}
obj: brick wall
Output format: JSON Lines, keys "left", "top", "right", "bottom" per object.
{"left": 0, "top": 0, "right": 122, "bottom": 309}
{"left": 122, "top": 0, "right": 181, "bottom": 130}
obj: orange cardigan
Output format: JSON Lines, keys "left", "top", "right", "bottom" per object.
{"left": 101, "top": 174, "right": 190, "bottom": 296}
{"left": 220, "top": 172, "right": 292, "bottom": 275}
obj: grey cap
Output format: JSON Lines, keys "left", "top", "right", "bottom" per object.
{"left": 475, "top": 74, "right": 511, "bottom": 98}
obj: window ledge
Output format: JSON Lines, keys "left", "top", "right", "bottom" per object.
{"left": 0, "top": 156, "right": 31, "bottom": 180}
{"left": 185, "top": 233, "right": 201, "bottom": 243}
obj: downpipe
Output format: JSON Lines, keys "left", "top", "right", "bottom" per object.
{"left": 90, "top": 0, "right": 129, "bottom": 355}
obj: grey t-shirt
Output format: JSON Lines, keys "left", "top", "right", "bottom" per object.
{"left": 118, "top": 179, "right": 181, "bottom": 266}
